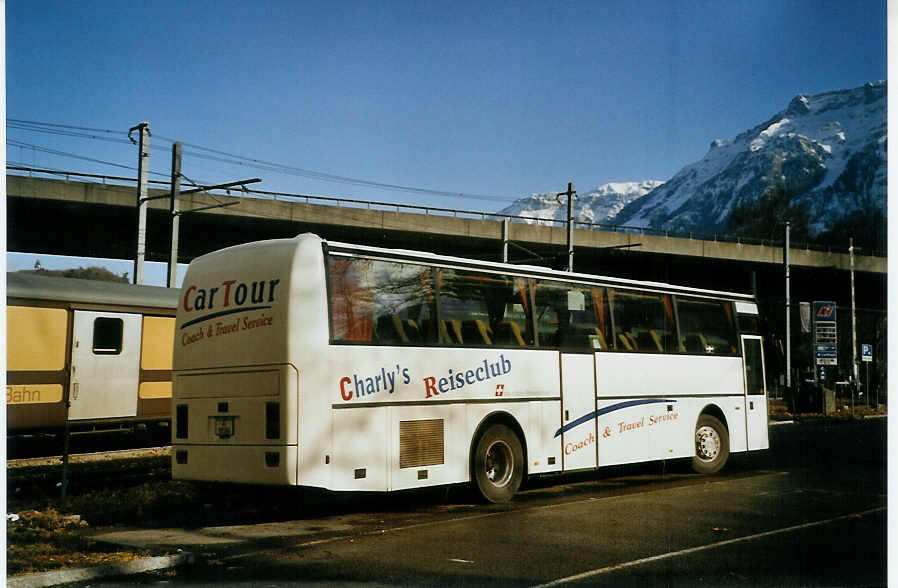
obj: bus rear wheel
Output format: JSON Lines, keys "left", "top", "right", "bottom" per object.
{"left": 473, "top": 424, "right": 524, "bottom": 503}
{"left": 692, "top": 414, "right": 729, "bottom": 474}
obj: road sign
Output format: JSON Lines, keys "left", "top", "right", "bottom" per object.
{"left": 861, "top": 344, "right": 873, "bottom": 363}
{"left": 814, "top": 301, "right": 837, "bottom": 321}
{"left": 814, "top": 301, "right": 838, "bottom": 367}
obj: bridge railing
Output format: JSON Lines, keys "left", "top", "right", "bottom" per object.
{"left": 7, "top": 166, "right": 886, "bottom": 258}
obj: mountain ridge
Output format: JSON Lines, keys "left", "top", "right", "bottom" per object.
{"left": 498, "top": 81, "right": 886, "bottom": 248}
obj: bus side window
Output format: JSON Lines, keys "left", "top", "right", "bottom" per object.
{"left": 328, "top": 257, "right": 436, "bottom": 345}
{"left": 609, "top": 290, "right": 677, "bottom": 353}
{"left": 437, "top": 269, "right": 533, "bottom": 348}
{"left": 675, "top": 297, "right": 739, "bottom": 355}
{"left": 532, "top": 281, "right": 608, "bottom": 351}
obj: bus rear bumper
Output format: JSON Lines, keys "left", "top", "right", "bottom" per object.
{"left": 172, "top": 444, "right": 298, "bottom": 485}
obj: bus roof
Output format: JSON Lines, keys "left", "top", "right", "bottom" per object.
{"left": 324, "top": 236, "right": 756, "bottom": 301}
{"left": 7, "top": 272, "right": 179, "bottom": 310}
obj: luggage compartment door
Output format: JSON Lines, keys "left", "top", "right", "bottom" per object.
{"left": 69, "top": 311, "right": 142, "bottom": 421}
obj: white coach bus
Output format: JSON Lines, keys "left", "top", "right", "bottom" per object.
{"left": 171, "top": 233, "right": 768, "bottom": 502}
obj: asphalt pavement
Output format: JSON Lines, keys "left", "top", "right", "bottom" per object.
{"left": 76, "top": 418, "right": 888, "bottom": 586}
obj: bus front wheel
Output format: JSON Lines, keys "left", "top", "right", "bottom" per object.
{"left": 473, "top": 424, "right": 523, "bottom": 503}
{"left": 692, "top": 414, "right": 729, "bottom": 474}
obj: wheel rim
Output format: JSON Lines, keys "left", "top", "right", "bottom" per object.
{"left": 484, "top": 440, "right": 514, "bottom": 487}
{"left": 695, "top": 425, "right": 721, "bottom": 462}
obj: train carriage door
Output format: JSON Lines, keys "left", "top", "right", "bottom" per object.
{"left": 69, "top": 311, "right": 142, "bottom": 421}
{"left": 742, "top": 335, "right": 769, "bottom": 450}
{"left": 559, "top": 353, "right": 598, "bottom": 471}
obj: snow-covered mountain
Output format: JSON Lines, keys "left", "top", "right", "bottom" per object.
{"left": 498, "top": 82, "right": 885, "bottom": 238}
{"left": 613, "top": 81, "right": 886, "bottom": 235}
{"left": 498, "top": 180, "right": 664, "bottom": 225}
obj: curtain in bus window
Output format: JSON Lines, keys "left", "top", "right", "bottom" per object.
{"left": 533, "top": 281, "right": 606, "bottom": 351}
{"left": 609, "top": 290, "right": 675, "bottom": 353}
{"left": 437, "top": 269, "right": 532, "bottom": 347}
{"left": 590, "top": 287, "right": 611, "bottom": 350}
{"left": 675, "top": 297, "right": 739, "bottom": 355}
{"left": 328, "top": 257, "right": 435, "bottom": 345}
{"left": 329, "top": 258, "right": 375, "bottom": 342}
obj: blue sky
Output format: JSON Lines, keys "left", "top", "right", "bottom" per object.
{"left": 6, "top": 1, "right": 888, "bottom": 284}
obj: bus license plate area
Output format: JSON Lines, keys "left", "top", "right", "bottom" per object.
{"left": 213, "top": 416, "right": 236, "bottom": 439}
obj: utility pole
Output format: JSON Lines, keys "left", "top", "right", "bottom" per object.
{"left": 133, "top": 138, "right": 260, "bottom": 287}
{"left": 129, "top": 122, "right": 150, "bottom": 284}
{"left": 850, "top": 237, "right": 858, "bottom": 412}
{"left": 784, "top": 221, "right": 791, "bottom": 400}
{"left": 501, "top": 218, "right": 510, "bottom": 263}
{"left": 167, "top": 142, "right": 182, "bottom": 287}
{"left": 555, "top": 182, "right": 576, "bottom": 272}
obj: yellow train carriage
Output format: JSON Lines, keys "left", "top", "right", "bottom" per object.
{"left": 6, "top": 273, "right": 178, "bottom": 433}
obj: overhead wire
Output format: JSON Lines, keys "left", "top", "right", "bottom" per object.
{"left": 6, "top": 139, "right": 164, "bottom": 175}
{"left": 9, "top": 118, "right": 521, "bottom": 203}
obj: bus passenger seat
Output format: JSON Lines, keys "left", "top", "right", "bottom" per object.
{"left": 440, "top": 319, "right": 463, "bottom": 344}
{"left": 496, "top": 321, "right": 526, "bottom": 346}
{"left": 636, "top": 330, "right": 663, "bottom": 352}
{"left": 376, "top": 315, "right": 408, "bottom": 344}
{"left": 448, "top": 319, "right": 463, "bottom": 344}
{"left": 405, "top": 319, "right": 422, "bottom": 343}
{"left": 617, "top": 332, "right": 635, "bottom": 351}
{"left": 591, "top": 328, "right": 608, "bottom": 350}
{"left": 391, "top": 315, "right": 410, "bottom": 343}
{"left": 684, "top": 333, "right": 709, "bottom": 353}
{"left": 462, "top": 320, "right": 493, "bottom": 345}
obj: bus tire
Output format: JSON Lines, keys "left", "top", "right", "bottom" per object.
{"left": 692, "top": 414, "right": 729, "bottom": 474}
{"left": 472, "top": 424, "right": 524, "bottom": 503}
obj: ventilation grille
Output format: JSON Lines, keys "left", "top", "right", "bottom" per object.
{"left": 399, "top": 419, "right": 444, "bottom": 469}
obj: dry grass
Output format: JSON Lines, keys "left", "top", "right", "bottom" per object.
{"left": 6, "top": 508, "right": 150, "bottom": 576}
{"left": 6, "top": 456, "right": 193, "bottom": 577}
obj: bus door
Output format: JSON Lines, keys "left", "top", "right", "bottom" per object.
{"left": 559, "top": 353, "right": 598, "bottom": 471}
{"left": 741, "top": 335, "right": 769, "bottom": 450}
{"left": 68, "top": 311, "right": 142, "bottom": 421}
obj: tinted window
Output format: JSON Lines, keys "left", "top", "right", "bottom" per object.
{"left": 92, "top": 317, "right": 123, "bottom": 355}
{"left": 436, "top": 269, "right": 532, "bottom": 347}
{"left": 610, "top": 290, "right": 676, "bottom": 353}
{"left": 329, "top": 257, "right": 435, "bottom": 345}
{"left": 676, "top": 297, "right": 739, "bottom": 355}
{"left": 533, "top": 281, "right": 611, "bottom": 350}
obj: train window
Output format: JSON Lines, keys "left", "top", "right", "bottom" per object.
{"left": 92, "top": 317, "right": 124, "bottom": 355}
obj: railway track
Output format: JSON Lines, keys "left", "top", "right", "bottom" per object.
{"left": 7, "top": 426, "right": 171, "bottom": 460}
{"left": 8, "top": 446, "right": 174, "bottom": 503}
{"left": 7, "top": 446, "right": 171, "bottom": 470}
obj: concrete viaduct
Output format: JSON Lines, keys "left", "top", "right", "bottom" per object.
{"left": 6, "top": 173, "right": 884, "bottom": 273}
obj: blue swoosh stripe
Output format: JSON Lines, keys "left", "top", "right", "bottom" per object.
{"left": 554, "top": 399, "right": 677, "bottom": 438}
